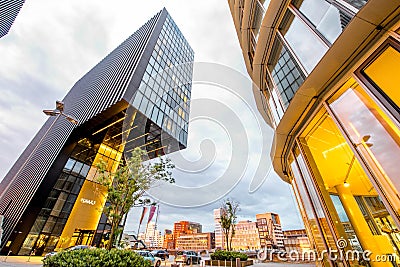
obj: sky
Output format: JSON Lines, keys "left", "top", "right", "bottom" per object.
{"left": 0, "top": 1, "right": 304, "bottom": 234}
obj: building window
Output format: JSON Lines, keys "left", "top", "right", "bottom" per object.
{"left": 328, "top": 77, "right": 400, "bottom": 222}
{"left": 357, "top": 38, "right": 400, "bottom": 116}
{"left": 267, "top": 37, "right": 306, "bottom": 108}
{"left": 297, "top": 106, "right": 400, "bottom": 262}
{"left": 279, "top": 10, "right": 328, "bottom": 73}
{"left": 292, "top": 0, "right": 353, "bottom": 45}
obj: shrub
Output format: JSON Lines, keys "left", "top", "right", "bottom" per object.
{"left": 210, "top": 250, "right": 248, "bottom": 261}
{"left": 42, "top": 248, "right": 151, "bottom": 267}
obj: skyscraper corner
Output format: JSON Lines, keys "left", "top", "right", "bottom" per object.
{"left": 0, "top": 8, "right": 194, "bottom": 256}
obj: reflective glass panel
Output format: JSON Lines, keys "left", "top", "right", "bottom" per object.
{"left": 299, "top": 106, "right": 400, "bottom": 262}
{"left": 363, "top": 45, "right": 400, "bottom": 109}
{"left": 329, "top": 78, "right": 400, "bottom": 219}
{"left": 281, "top": 10, "right": 328, "bottom": 73}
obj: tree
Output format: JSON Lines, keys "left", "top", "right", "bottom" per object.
{"left": 220, "top": 198, "right": 240, "bottom": 251}
{"left": 95, "top": 147, "right": 174, "bottom": 250}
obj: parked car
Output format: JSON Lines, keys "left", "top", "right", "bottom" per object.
{"left": 175, "top": 250, "right": 201, "bottom": 265}
{"left": 136, "top": 250, "right": 162, "bottom": 267}
{"left": 151, "top": 249, "right": 169, "bottom": 260}
{"left": 43, "top": 245, "right": 92, "bottom": 259}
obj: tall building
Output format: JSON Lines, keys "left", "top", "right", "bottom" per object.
{"left": 163, "top": 229, "right": 174, "bottom": 250}
{"left": 175, "top": 232, "right": 215, "bottom": 251}
{"left": 142, "top": 222, "right": 162, "bottom": 248}
{"left": 0, "top": 8, "right": 194, "bottom": 256}
{"left": 256, "top": 213, "right": 284, "bottom": 250}
{"left": 173, "top": 221, "right": 202, "bottom": 249}
{"left": 228, "top": 0, "right": 400, "bottom": 266}
{"left": 213, "top": 208, "right": 224, "bottom": 249}
{"left": 0, "top": 0, "right": 25, "bottom": 38}
{"left": 231, "top": 220, "right": 261, "bottom": 250}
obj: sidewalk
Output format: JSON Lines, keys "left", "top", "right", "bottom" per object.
{"left": 0, "top": 256, "right": 42, "bottom": 266}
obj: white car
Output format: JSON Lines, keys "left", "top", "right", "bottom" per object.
{"left": 136, "top": 250, "right": 162, "bottom": 267}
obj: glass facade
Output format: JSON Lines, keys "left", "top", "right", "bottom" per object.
{"left": 131, "top": 14, "right": 193, "bottom": 149}
{"left": 17, "top": 11, "right": 194, "bottom": 256}
{"left": 261, "top": 0, "right": 360, "bottom": 126}
{"left": 286, "top": 38, "right": 400, "bottom": 266}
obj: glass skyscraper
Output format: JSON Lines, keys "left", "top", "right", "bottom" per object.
{"left": 229, "top": 0, "right": 400, "bottom": 266}
{"left": 0, "top": 8, "right": 194, "bottom": 256}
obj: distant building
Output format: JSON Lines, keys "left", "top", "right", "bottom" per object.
{"left": 173, "top": 221, "right": 202, "bottom": 249}
{"left": 0, "top": 0, "right": 25, "bottom": 38}
{"left": 176, "top": 232, "right": 215, "bottom": 251}
{"left": 213, "top": 209, "right": 224, "bottom": 249}
{"left": 143, "top": 222, "right": 162, "bottom": 248}
{"left": 283, "top": 229, "right": 312, "bottom": 258}
{"left": 163, "top": 229, "right": 174, "bottom": 250}
{"left": 256, "top": 213, "right": 284, "bottom": 250}
{"left": 231, "top": 220, "right": 261, "bottom": 250}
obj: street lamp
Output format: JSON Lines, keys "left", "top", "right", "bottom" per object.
{"left": 0, "top": 101, "right": 78, "bottom": 203}
{"left": 43, "top": 101, "right": 78, "bottom": 125}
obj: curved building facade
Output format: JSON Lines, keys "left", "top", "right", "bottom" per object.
{"left": 228, "top": 0, "right": 400, "bottom": 266}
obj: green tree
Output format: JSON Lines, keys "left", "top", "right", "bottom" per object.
{"left": 220, "top": 198, "right": 240, "bottom": 251}
{"left": 95, "top": 147, "right": 174, "bottom": 250}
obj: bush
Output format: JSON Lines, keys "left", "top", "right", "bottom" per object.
{"left": 210, "top": 250, "right": 248, "bottom": 261}
{"left": 42, "top": 248, "right": 151, "bottom": 267}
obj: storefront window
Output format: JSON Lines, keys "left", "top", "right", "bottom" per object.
{"left": 328, "top": 78, "right": 400, "bottom": 220}
{"left": 290, "top": 157, "right": 328, "bottom": 255}
{"left": 299, "top": 106, "right": 400, "bottom": 264}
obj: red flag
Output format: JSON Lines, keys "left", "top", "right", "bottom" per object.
{"left": 139, "top": 207, "right": 148, "bottom": 225}
{"left": 147, "top": 205, "right": 157, "bottom": 223}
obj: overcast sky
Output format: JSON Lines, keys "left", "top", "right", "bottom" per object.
{"left": 0, "top": 1, "right": 304, "bottom": 234}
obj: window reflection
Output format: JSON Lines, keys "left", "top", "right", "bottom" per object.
{"left": 293, "top": 0, "right": 350, "bottom": 44}
{"left": 299, "top": 106, "right": 400, "bottom": 264}
{"left": 329, "top": 79, "right": 400, "bottom": 219}
{"left": 280, "top": 10, "right": 328, "bottom": 73}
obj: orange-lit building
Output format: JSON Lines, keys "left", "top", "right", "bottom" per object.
{"left": 176, "top": 232, "right": 215, "bottom": 251}
{"left": 256, "top": 213, "right": 284, "bottom": 250}
{"left": 283, "top": 229, "right": 312, "bottom": 257}
{"left": 231, "top": 220, "right": 261, "bottom": 250}
{"left": 173, "top": 221, "right": 202, "bottom": 249}
{"left": 163, "top": 229, "right": 174, "bottom": 250}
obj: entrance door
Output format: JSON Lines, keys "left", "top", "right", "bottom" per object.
{"left": 71, "top": 230, "right": 94, "bottom": 246}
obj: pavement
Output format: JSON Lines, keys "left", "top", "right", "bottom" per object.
{"left": 0, "top": 256, "right": 316, "bottom": 267}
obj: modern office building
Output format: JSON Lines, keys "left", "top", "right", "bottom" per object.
{"left": 0, "top": 0, "right": 25, "bottom": 38}
{"left": 173, "top": 221, "right": 202, "bottom": 249}
{"left": 231, "top": 220, "right": 261, "bottom": 250}
{"left": 256, "top": 212, "right": 284, "bottom": 250}
{"left": 213, "top": 208, "right": 225, "bottom": 249}
{"left": 0, "top": 8, "right": 194, "bottom": 256}
{"left": 163, "top": 229, "right": 174, "bottom": 250}
{"left": 228, "top": 0, "right": 400, "bottom": 266}
{"left": 283, "top": 229, "right": 313, "bottom": 258}
{"left": 175, "top": 232, "right": 215, "bottom": 251}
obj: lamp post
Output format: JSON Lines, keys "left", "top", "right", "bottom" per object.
{"left": 0, "top": 101, "right": 78, "bottom": 204}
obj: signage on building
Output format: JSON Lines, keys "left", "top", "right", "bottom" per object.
{"left": 80, "top": 198, "right": 96, "bottom": 205}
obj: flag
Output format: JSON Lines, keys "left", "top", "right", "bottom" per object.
{"left": 139, "top": 207, "right": 148, "bottom": 225}
{"left": 147, "top": 205, "right": 157, "bottom": 223}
